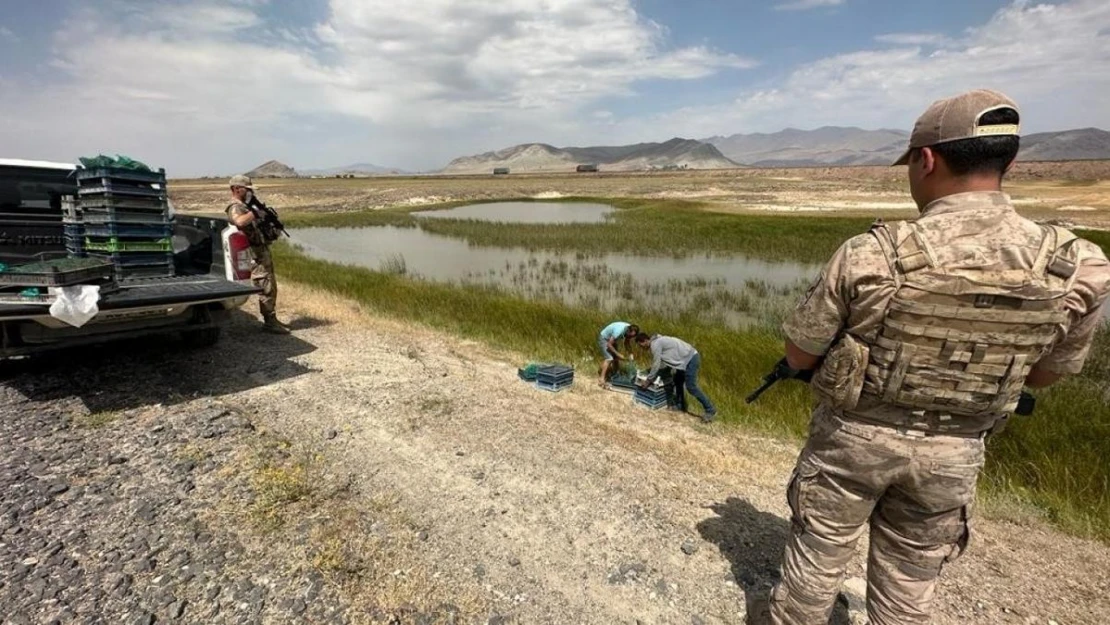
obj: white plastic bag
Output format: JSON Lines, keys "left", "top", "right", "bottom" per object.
{"left": 48, "top": 285, "right": 101, "bottom": 328}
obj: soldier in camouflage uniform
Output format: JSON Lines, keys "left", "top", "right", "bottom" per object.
{"left": 227, "top": 175, "right": 290, "bottom": 334}
{"left": 764, "top": 90, "right": 1110, "bottom": 624}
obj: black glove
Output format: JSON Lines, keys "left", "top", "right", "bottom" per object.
{"left": 773, "top": 357, "right": 815, "bottom": 383}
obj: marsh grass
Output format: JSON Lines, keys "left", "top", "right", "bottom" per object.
{"left": 277, "top": 240, "right": 1110, "bottom": 541}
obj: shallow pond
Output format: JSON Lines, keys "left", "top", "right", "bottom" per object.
{"left": 412, "top": 201, "right": 614, "bottom": 224}
{"left": 291, "top": 225, "right": 820, "bottom": 329}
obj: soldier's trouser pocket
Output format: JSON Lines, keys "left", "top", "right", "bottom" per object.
{"left": 771, "top": 452, "right": 875, "bottom": 625}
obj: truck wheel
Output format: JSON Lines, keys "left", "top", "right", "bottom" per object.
{"left": 181, "top": 327, "right": 221, "bottom": 348}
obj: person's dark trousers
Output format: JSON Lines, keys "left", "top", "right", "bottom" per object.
{"left": 666, "top": 368, "right": 683, "bottom": 412}
{"left": 684, "top": 353, "right": 716, "bottom": 415}
{"left": 670, "top": 369, "right": 688, "bottom": 411}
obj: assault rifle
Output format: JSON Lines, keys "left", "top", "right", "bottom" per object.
{"left": 247, "top": 194, "right": 290, "bottom": 238}
{"left": 745, "top": 357, "right": 813, "bottom": 403}
{"left": 744, "top": 357, "right": 1037, "bottom": 416}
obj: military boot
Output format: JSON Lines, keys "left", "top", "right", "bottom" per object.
{"left": 262, "top": 314, "right": 291, "bottom": 334}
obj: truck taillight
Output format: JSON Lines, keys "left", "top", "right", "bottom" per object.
{"left": 228, "top": 232, "right": 252, "bottom": 280}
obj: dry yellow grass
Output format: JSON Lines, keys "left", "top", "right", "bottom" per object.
{"left": 170, "top": 161, "right": 1110, "bottom": 226}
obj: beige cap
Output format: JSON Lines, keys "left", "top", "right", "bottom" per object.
{"left": 228, "top": 174, "right": 253, "bottom": 189}
{"left": 892, "top": 89, "right": 1020, "bottom": 166}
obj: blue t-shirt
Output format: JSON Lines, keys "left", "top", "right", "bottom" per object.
{"left": 600, "top": 321, "right": 631, "bottom": 341}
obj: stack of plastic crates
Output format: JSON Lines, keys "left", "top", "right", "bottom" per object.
{"left": 76, "top": 167, "right": 174, "bottom": 280}
{"left": 535, "top": 364, "right": 574, "bottom": 392}
{"left": 61, "top": 196, "right": 84, "bottom": 257}
{"left": 634, "top": 381, "right": 669, "bottom": 410}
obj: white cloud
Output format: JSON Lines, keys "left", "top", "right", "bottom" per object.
{"left": 0, "top": 0, "right": 1106, "bottom": 174}
{"left": 774, "top": 0, "right": 846, "bottom": 11}
{"left": 874, "top": 32, "right": 951, "bottom": 46}
{"left": 0, "top": 26, "right": 18, "bottom": 42}
{"left": 612, "top": 0, "right": 1110, "bottom": 141}
{"left": 0, "top": 0, "right": 752, "bottom": 174}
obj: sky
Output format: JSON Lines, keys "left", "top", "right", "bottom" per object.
{"left": 1, "top": 0, "right": 1108, "bottom": 175}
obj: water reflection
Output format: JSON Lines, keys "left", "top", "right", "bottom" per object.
{"left": 291, "top": 226, "right": 820, "bottom": 329}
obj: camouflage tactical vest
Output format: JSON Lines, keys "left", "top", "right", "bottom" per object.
{"left": 227, "top": 202, "right": 267, "bottom": 248}
{"left": 862, "top": 219, "right": 1079, "bottom": 426}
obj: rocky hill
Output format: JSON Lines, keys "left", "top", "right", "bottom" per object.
{"left": 704, "top": 127, "right": 908, "bottom": 167}
{"left": 441, "top": 138, "right": 738, "bottom": 173}
{"left": 705, "top": 126, "right": 1110, "bottom": 167}
{"left": 1019, "top": 128, "right": 1110, "bottom": 161}
{"left": 246, "top": 160, "right": 299, "bottom": 178}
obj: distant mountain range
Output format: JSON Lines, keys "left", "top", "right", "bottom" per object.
{"left": 703, "top": 127, "right": 910, "bottom": 167}
{"left": 703, "top": 126, "right": 1110, "bottom": 167}
{"left": 1019, "top": 128, "right": 1110, "bottom": 161}
{"left": 242, "top": 127, "right": 1110, "bottom": 179}
{"left": 301, "top": 163, "right": 409, "bottom": 176}
{"left": 439, "top": 138, "right": 738, "bottom": 174}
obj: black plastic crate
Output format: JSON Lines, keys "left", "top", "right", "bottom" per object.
{"left": 79, "top": 195, "right": 169, "bottom": 213}
{"left": 0, "top": 257, "right": 115, "bottom": 287}
{"left": 76, "top": 167, "right": 166, "bottom": 185}
{"left": 84, "top": 222, "right": 173, "bottom": 239}
{"left": 535, "top": 379, "right": 574, "bottom": 393}
{"left": 88, "top": 251, "right": 174, "bottom": 267}
{"left": 536, "top": 364, "right": 574, "bottom": 382}
{"left": 82, "top": 208, "right": 171, "bottom": 225}
{"left": 116, "top": 262, "right": 175, "bottom": 281}
{"left": 77, "top": 182, "right": 166, "bottom": 199}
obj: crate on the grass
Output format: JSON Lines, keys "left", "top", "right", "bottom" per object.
{"left": 534, "top": 364, "right": 574, "bottom": 392}
{"left": 634, "top": 386, "right": 669, "bottom": 410}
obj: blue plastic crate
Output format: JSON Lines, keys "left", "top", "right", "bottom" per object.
{"left": 65, "top": 235, "right": 86, "bottom": 258}
{"left": 634, "top": 395, "right": 668, "bottom": 410}
{"left": 535, "top": 379, "right": 573, "bottom": 393}
{"left": 634, "top": 387, "right": 669, "bottom": 408}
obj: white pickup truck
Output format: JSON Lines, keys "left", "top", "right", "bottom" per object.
{"left": 0, "top": 159, "right": 260, "bottom": 358}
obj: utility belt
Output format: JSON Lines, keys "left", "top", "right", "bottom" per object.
{"left": 832, "top": 403, "right": 999, "bottom": 439}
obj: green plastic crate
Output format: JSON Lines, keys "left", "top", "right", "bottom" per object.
{"left": 84, "top": 237, "right": 172, "bottom": 253}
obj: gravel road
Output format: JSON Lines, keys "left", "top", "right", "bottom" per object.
{"left": 2, "top": 283, "right": 1108, "bottom": 624}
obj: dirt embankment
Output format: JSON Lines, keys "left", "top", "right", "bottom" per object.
{"left": 3, "top": 283, "right": 1109, "bottom": 624}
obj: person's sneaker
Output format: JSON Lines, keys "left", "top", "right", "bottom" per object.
{"left": 701, "top": 411, "right": 718, "bottom": 423}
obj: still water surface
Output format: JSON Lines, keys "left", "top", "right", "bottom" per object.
{"left": 291, "top": 226, "right": 816, "bottom": 288}
{"left": 413, "top": 201, "right": 614, "bottom": 224}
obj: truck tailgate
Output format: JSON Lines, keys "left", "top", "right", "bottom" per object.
{"left": 0, "top": 276, "right": 260, "bottom": 317}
